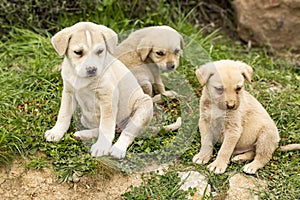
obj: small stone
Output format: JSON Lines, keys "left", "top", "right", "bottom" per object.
{"left": 178, "top": 171, "right": 211, "bottom": 199}
{"left": 233, "top": 0, "right": 300, "bottom": 52}
{"left": 72, "top": 172, "right": 81, "bottom": 183}
{"left": 226, "top": 173, "right": 266, "bottom": 200}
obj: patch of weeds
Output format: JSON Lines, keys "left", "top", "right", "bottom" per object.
{"left": 43, "top": 133, "right": 98, "bottom": 182}
{"left": 25, "top": 157, "right": 49, "bottom": 170}
{"left": 0, "top": 131, "right": 23, "bottom": 166}
{"left": 256, "top": 150, "right": 300, "bottom": 199}
{"left": 122, "top": 171, "right": 195, "bottom": 200}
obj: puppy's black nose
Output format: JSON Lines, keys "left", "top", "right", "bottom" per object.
{"left": 227, "top": 104, "right": 235, "bottom": 109}
{"left": 87, "top": 66, "right": 97, "bottom": 76}
{"left": 167, "top": 65, "right": 175, "bottom": 70}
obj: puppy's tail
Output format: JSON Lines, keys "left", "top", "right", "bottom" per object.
{"left": 278, "top": 144, "right": 300, "bottom": 151}
{"left": 152, "top": 117, "right": 182, "bottom": 132}
{"left": 163, "top": 117, "right": 182, "bottom": 131}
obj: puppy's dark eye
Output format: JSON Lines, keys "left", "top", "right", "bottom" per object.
{"left": 174, "top": 49, "right": 180, "bottom": 55}
{"left": 96, "top": 49, "right": 104, "bottom": 55}
{"left": 236, "top": 86, "right": 242, "bottom": 93}
{"left": 74, "top": 50, "right": 83, "bottom": 56}
{"left": 215, "top": 87, "right": 224, "bottom": 94}
{"left": 156, "top": 51, "right": 165, "bottom": 56}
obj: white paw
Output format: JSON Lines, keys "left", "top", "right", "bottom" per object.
{"left": 243, "top": 163, "right": 259, "bottom": 174}
{"left": 162, "top": 90, "right": 178, "bottom": 98}
{"left": 73, "top": 129, "right": 98, "bottom": 141}
{"left": 232, "top": 154, "right": 247, "bottom": 162}
{"left": 192, "top": 152, "right": 211, "bottom": 164}
{"left": 90, "top": 140, "right": 112, "bottom": 157}
{"left": 231, "top": 155, "right": 242, "bottom": 162}
{"left": 109, "top": 144, "right": 127, "bottom": 159}
{"left": 44, "top": 129, "right": 64, "bottom": 142}
{"left": 207, "top": 160, "right": 228, "bottom": 174}
{"left": 152, "top": 90, "right": 178, "bottom": 104}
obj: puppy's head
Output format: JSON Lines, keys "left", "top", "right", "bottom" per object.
{"left": 136, "top": 26, "right": 184, "bottom": 72}
{"left": 195, "top": 60, "right": 253, "bottom": 110}
{"left": 51, "top": 22, "right": 118, "bottom": 78}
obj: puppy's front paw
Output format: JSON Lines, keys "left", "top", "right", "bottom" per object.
{"left": 243, "top": 161, "right": 262, "bottom": 174}
{"left": 208, "top": 160, "right": 228, "bottom": 174}
{"left": 162, "top": 90, "right": 178, "bottom": 98}
{"left": 44, "top": 129, "right": 64, "bottom": 142}
{"left": 192, "top": 151, "right": 211, "bottom": 164}
{"left": 109, "top": 144, "right": 127, "bottom": 159}
{"left": 90, "top": 140, "right": 112, "bottom": 157}
{"left": 153, "top": 90, "right": 178, "bottom": 104}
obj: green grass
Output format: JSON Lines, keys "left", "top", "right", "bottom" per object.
{"left": 0, "top": 1, "right": 299, "bottom": 199}
{"left": 122, "top": 171, "right": 195, "bottom": 200}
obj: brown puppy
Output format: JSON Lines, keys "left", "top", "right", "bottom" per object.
{"left": 193, "top": 60, "right": 300, "bottom": 174}
{"left": 114, "top": 26, "right": 184, "bottom": 101}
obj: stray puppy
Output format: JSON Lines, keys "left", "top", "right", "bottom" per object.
{"left": 114, "top": 26, "right": 184, "bottom": 101}
{"left": 192, "top": 60, "right": 300, "bottom": 174}
{"left": 44, "top": 22, "right": 153, "bottom": 159}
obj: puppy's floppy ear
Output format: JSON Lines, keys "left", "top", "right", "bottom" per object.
{"left": 97, "top": 25, "right": 118, "bottom": 54}
{"left": 51, "top": 27, "right": 72, "bottom": 56}
{"left": 237, "top": 61, "right": 253, "bottom": 83}
{"left": 137, "top": 38, "right": 152, "bottom": 61}
{"left": 179, "top": 35, "right": 184, "bottom": 50}
{"left": 195, "top": 62, "right": 215, "bottom": 86}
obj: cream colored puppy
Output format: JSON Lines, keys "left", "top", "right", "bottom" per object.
{"left": 192, "top": 60, "right": 299, "bottom": 174}
{"left": 114, "top": 26, "right": 184, "bottom": 100}
{"left": 44, "top": 22, "right": 153, "bottom": 159}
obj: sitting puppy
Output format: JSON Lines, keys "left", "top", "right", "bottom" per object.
{"left": 44, "top": 22, "right": 153, "bottom": 159}
{"left": 114, "top": 26, "right": 184, "bottom": 102}
{"left": 192, "top": 60, "right": 300, "bottom": 174}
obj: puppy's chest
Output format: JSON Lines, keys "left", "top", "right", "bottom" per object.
{"left": 74, "top": 87, "right": 103, "bottom": 128}
{"left": 203, "top": 106, "right": 226, "bottom": 140}
{"left": 204, "top": 105, "right": 226, "bottom": 122}
{"left": 75, "top": 89, "right": 100, "bottom": 113}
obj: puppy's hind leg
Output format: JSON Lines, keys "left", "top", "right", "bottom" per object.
{"left": 243, "top": 129, "right": 279, "bottom": 174}
{"left": 110, "top": 96, "right": 153, "bottom": 159}
{"left": 232, "top": 151, "right": 255, "bottom": 162}
{"left": 73, "top": 128, "right": 99, "bottom": 141}
{"left": 153, "top": 83, "right": 166, "bottom": 95}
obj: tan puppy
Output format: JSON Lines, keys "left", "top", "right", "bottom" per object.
{"left": 114, "top": 26, "right": 184, "bottom": 100}
{"left": 192, "top": 60, "right": 299, "bottom": 174}
{"left": 44, "top": 22, "right": 153, "bottom": 159}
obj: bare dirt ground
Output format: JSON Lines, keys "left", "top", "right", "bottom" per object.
{"left": 0, "top": 159, "right": 142, "bottom": 200}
